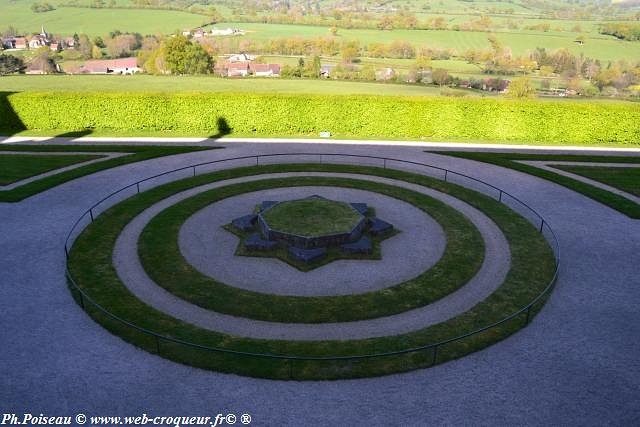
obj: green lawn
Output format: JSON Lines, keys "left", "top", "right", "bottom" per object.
{"left": 0, "top": 153, "right": 102, "bottom": 185}
{"left": 140, "top": 175, "right": 481, "bottom": 322}
{"left": 262, "top": 198, "right": 361, "bottom": 236}
{"left": 0, "top": 75, "right": 474, "bottom": 97}
{"left": 551, "top": 165, "right": 640, "bottom": 197}
{"left": 431, "top": 152, "right": 640, "bottom": 218}
{"left": 69, "top": 163, "right": 556, "bottom": 379}
{"left": 0, "top": 0, "right": 206, "bottom": 36}
{"left": 0, "top": 145, "right": 219, "bottom": 202}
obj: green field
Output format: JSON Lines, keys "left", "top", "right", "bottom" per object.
{"left": 0, "top": 0, "right": 206, "bottom": 35}
{"left": 0, "top": 153, "right": 102, "bottom": 185}
{"left": 551, "top": 165, "right": 640, "bottom": 197}
{"left": 221, "top": 22, "right": 638, "bottom": 63}
{"left": 0, "top": 74, "right": 476, "bottom": 96}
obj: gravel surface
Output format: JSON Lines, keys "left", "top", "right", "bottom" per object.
{"left": 112, "top": 172, "right": 508, "bottom": 340}
{"left": 1, "top": 141, "right": 639, "bottom": 425}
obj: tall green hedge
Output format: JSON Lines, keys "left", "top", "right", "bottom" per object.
{"left": 2, "top": 92, "right": 639, "bottom": 145}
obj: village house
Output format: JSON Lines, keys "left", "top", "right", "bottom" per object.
{"left": 67, "top": 57, "right": 141, "bottom": 75}
{"left": 320, "top": 64, "right": 334, "bottom": 78}
{"left": 227, "top": 53, "right": 255, "bottom": 63}
{"left": 211, "top": 27, "right": 245, "bottom": 36}
{"left": 250, "top": 63, "right": 281, "bottom": 77}
{"left": 14, "top": 37, "right": 28, "bottom": 50}
{"left": 226, "top": 62, "right": 250, "bottom": 77}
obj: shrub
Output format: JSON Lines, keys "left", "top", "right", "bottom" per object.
{"left": 2, "top": 92, "right": 639, "bottom": 145}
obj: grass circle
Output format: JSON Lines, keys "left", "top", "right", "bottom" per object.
{"left": 138, "top": 176, "right": 484, "bottom": 323}
{"left": 261, "top": 197, "right": 363, "bottom": 237}
{"left": 67, "top": 163, "right": 556, "bottom": 380}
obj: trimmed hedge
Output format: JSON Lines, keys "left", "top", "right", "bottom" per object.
{"left": 3, "top": 91, "right": 639, "bottom": 145}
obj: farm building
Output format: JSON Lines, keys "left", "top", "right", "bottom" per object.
{"left": 67, "top": 57, "right": 141, "bottom": 75}
{"left": 227, "top": 62, "right": 251, "bottom": 77}
{"left": 250, "top": 63, "right": 281, "bottom": 77}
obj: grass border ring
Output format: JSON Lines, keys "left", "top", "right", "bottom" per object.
{"left": 67, "top": 161, "right": 558, "bottom": 380}
{"left": 138, "top": 177, "right": 484, "bottom": 323}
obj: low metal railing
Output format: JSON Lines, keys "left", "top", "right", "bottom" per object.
{"left": 64, "top": 153, "right": 560, "bottom": 376}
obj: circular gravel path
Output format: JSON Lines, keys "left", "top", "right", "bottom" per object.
{"left": 112, "top": 172, "right": 509, "bottom": 340}
{"left": 179, "top": 186, "right": 446, "bottom": 296}
{"left": 2, "top": 140, "right": 639, "bottom": 425}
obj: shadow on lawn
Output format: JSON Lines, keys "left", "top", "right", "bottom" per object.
{"left": 0, "top": 92, "right": 26, "bottom": 140}
{"left": 209, "top": 117, "right": 232, "bottom": 140}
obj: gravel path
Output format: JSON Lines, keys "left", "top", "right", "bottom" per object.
{"left": 112, "top": 172, "right": 509, "bottom": 340}
{"left": 1, "top": 141, "right": 639, "bottom": 425}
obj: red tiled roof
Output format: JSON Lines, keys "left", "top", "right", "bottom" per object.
{"left": 227, "top": 62, "right": 250, "bottom": 71}
{"left": 249, "top": 63, "right": 281, "bottom": 74}
{"left": 81, "top": 57, "right": 139, "bottom": 72}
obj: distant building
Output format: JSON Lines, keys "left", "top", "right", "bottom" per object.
{"left": 68, "top": 57, "right": 141, "bottom": 75}
{"left": 228, "top": 53, "right": 255, "bottom": 63}
{"left": 250, "top": 63, "right": 281, "bottom": 77}
{"left": 14, "top": 37, "right": 27, "bottom": 50}
{"left": 320, "top": 64, "right": 334, "bottom": 78}
{"left": 227, "top": 62, "right": 250, "bottom": 77}
{"left": 211, "top": 27, "right": 244, "bottom": 36}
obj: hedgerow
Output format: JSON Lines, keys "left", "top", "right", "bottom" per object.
{"left": 3, "top": 92, "right": 639, "bottom": 145}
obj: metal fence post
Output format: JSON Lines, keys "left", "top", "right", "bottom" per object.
{"left": 525, "top": 306, "right": 532, "bottom": 325}
{"left": 383, "top": 159, "right": 387, "bottom": 169}
{"left": 256, "top": 156, "right": 259, "bottom": 166}
{"left": 136, "top": 182, "right": 140, "bottom": 194}
{"left": 192, "top": 166, "right": 196, "bottom": 177}
{"left": 444, "top": 170, "right": 448, "bottom": 182}
{"left": 499, "top": 190, "right": 503, "bottom": 202}
{"left": 89, "top": 208, "right": 94, "bottom": 222}
{"left": 288, "top": 359, "right": 294, "bottom": 380}
{"left": 78, "top": 292, "right": 85, "bottom": 310}
{"left": 539, "top": 219, "right": 545, "bottom": 233}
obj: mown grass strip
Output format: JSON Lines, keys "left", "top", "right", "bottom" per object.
{"left": 0, "top": 145, "right": 219, "bottom": 202}
{"left": 68, "top": 163, "right": 556, "bottom": 380}
{"left": 430, "top": 152, "right": 640, "bottom": 218}
{"left": 0, "top": 153, "right": 103, "bottom": 185}
{"left": 138, "top": 176, "right": 483, "bottom": 323}
{"left": 551, "top": 165, "right": 640, "bottom": 198}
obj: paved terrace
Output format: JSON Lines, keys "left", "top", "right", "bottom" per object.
{"left": 0, "top": 139, "right": 639, "bottom": 425}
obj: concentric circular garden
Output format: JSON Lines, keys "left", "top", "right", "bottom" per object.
{"left": 65, "top": 155, "right": 559, "bottom": 380}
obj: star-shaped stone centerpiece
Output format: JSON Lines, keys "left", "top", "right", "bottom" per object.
{"left": 224, "top": 195, "right": 397, "bottom": 271}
